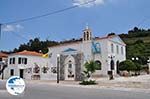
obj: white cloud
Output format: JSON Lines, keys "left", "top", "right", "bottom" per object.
{"left": 2, "top": 24, "right": 23, "bottom": 32}
{"left": 73, "top": 0, "right": 105, "bottom": 7}
{"left": 16, "top": 24, "right": 24, "bottom": 30}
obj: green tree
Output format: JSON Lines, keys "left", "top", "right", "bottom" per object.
{"left": 84, "top": 60, "right": 99, "bottom": 78}
{"left": 107, "top": 32, "right": 116, "bottom": 36}
{"left": 127, "top": 40, "right": 147, "bottom": 65}
{"left": 134, "top": 62, "right": 142, "bottom": 75}
{"left": 119, "top": 60, "right": 137, "bottom": 73}
{"left": 13, "top": 38, "right": 59, "bottom": 54}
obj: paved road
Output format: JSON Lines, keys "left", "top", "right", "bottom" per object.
{"left": 0, "top": 80, "right": 150, "bottom": 99}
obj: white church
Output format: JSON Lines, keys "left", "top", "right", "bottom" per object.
{"left": 48, "top": 26, "right": 126, "bottom": 81}
{"left": 4, "top": 26, "right": 126, "bottom": 81}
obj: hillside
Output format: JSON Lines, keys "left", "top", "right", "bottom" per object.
{"left": 122, "top": 36, "right": 150, "bottom": 44}
{"left": 119, "top": 27, "right": 150, "bottom": 65}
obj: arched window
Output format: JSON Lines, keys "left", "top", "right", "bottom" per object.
{"left": 121, "top": 46, "right": 124, "bottom": 55}
{"left": 116, "top": 45, "right": 119, "bottom": 54}
{"left": 110, "top": 60, "right": 114, "bottom": 70}
{"left": 84, "top": 32, "right": 86, "bottom": 40}
{"left": 111, "top": 44, "right": 114, "bottom": 53}
{"left": 116, "top": 61, "right": 120, "bottom": 74}
{"left": 68, "top": 60, "right": 72, "bottom": 69}
{"left": 95, "top": 60, "right": 102, "bottom": 70}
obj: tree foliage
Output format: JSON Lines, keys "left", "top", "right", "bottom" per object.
{"left": 84, "top": 60, "right": 100, "bottom": 78}
{"left": 120, "top": 27, "right": 150, "bottom": 38}
{"left": 84, "top": 60, "right": 99, "bottom": 73}
{"left": 119, "top": 60, "right": 137, "bottom": 72}
{"left": 134, "top": 62, "right": 142, "bottom": 71}
{"left": 107, "top": 32, "right": 116, "bottom": 36}
{"left": 13, "top": 38, "right": 59, "bottom": 54}
{"left": 119, "top": 27, "right": 150, "bottom": 65}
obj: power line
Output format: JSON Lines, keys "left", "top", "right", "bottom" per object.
{"left": 137, "top": 17, "right": 150, "bottom": 27}
{"left": 11, "top": 31, "right": 28, "bottom": 41}
{"left": 0, "top": 0, "right": 96, "bottom": 42}
{"left": 3, "top": 0, "right": 96, "bottom": 25}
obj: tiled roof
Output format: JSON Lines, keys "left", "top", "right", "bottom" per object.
{"left": 12, "top": 50, "right": 43, "bottom": 56}
{"left": 0, "top": 52, "right": 8, "bottom": 58}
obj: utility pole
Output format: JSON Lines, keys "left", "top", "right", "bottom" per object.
{"left": 57, "top": 54, "right": 60, "bottom": 83}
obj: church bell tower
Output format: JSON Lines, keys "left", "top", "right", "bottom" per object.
{"left": 83, "top": 25, "right": 92, "bottom": 41}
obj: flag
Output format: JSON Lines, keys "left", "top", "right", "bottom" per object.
{"left": 42, "top": 53, "right": 49, "bottom": 58}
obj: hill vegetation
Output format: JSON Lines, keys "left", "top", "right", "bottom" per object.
{"left": 119, "top": 27, "right": 150, "bottom": 65}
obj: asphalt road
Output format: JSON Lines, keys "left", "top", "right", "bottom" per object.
{"left": 0, "top": 80, "right": 150, "bottom": 99}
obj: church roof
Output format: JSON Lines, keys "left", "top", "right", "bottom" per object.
{"left": 49, "top": 35, "right": 125, "bottom": 48}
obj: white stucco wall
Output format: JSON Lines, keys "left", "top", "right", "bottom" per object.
{"left": 106, "top": 38, "right": 126, "bottom": 75}
{"left": 3, "top": 36, "right": 126, "bottom": 80}
{"left": 48, "top": 36, "right": 126, "bottom": 77}
{"left": 49, "top": 42, "right": 82, "bottom": 67}
{"left": 4, "top": 54, "right": 56, "bottom": 80}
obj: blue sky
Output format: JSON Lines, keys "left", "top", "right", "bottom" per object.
{"left": 0, "top": 0, "right": 150, "bottom": 51}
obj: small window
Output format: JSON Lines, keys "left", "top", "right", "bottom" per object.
{"left": 9, "top": 58, "right": 15, "bottom": 64}
{"left": 9, "top": 58, "right": 12, "bottom": 64}
{"left": 18, "top": 57, "right": 27, "bottom": 64}
{"left": 24, "top": 58, "right": 27, "bottom": 64}
{"left": 12, "top": 58, "right": 15, "bottom": 64}
{"left": 10, "top": 69, "right": 14, "bottom": 76}
{"left": 18, "top": 57, "right": 21, "bottom": 64}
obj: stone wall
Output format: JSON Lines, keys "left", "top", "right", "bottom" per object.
{"left": 59, "top": 52, "right": 84, "bottom": 81}
{"left": 72, "top": 53, "right": 84, "bottom": 81}
{"left": 59, "top": 55, "right": 67, "bottom": 80}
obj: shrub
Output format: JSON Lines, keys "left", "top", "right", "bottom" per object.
{"left": 119, "top": 60, "right": 137, "bottom": 72}
{"left": 79, "top": 80, "right": 97, "bottom": 85}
